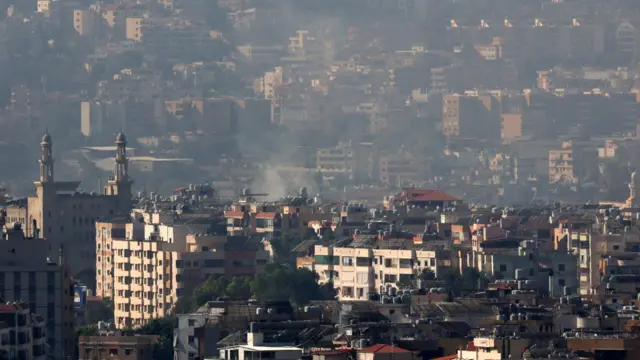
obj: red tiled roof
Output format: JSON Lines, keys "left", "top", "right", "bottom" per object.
{"left": 432, "top": 355, "right": 457, "bottom": 360}
{"left": 224, "top": 211, "right": 245, "bottom": 218}
{"left": 256, "top": 212, "right": 277, "bottom": 219}
{"left": 359, "top": 344, "right": 410, "bottom": 354}
{"left": 404, "top": 189, "right": 460, "bottom": 202}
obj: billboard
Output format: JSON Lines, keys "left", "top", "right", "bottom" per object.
{"left": 74, "top": 285, "right": 87, "bottom": 308}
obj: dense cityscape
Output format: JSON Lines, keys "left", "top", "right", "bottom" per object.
{"left": 3, "top": 0, "right": 640, "bottom": 359}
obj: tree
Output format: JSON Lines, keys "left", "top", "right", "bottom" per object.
{"left": 303, "top": 227, "right": 319, "bottom": 240}
{"left": 85, "top": 299, "right": 113, "bottom": 324}
{"left": 251, "top": 264, "right": 335, "bottom": 305}
{"left": 188, "top": 275, "right": 230, "bottom": 310}
{"left": 419, "top": 268, "right": 436, "bottom": 281}
{"left": 321, "top": 227, "right": 335, "bottom": 242}
{"left": 225, "top": 277, "right": 252, "bottom": 299}
{"left": 270, "top": 234, "right": 303, "bottom": 264}
{"left": 439, "top": 267, "right": 488, "bottom": 296}
{"left": 137, "top": 317, "right": 175, "bottom": 360}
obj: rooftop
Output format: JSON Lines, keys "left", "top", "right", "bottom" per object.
{"left": 360, "top": 344, "right": 410, "bottom": 354}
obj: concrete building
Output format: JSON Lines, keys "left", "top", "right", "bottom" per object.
{"left": 125, "top": 17, "right": 143, "bottom": 41}
{"left": 224, "top": 189, "right": 332, "bottom": 240}
{"left": 14, "top": 133, "right": 133, "bottom": 288}
{"left": 78, "top": 333, "right": 158, "bottom": 360}
{"left": 97, "top": 212, "right": 268, "bottom": 328}
{"left": 0, "top": 303, "right": 47, "bottom": 360}
{"left": 379, "top": 153, "right": 419, "bottom": 186}
{"left": 0, "top": 216, "right": 75, "bottom": 359}
{"left": 311, "top": 236, "right": 452, "bottom": 300}
{"left": 73, "top": 9, "right": 98, "bottom": 36}
{"left": 500, "top": 113, "right": 522, "bottom": 142}
{"left": 174, "top": 313, "right": 207, "bottom": 360}
{"left": 442, "top": 94, "right": 501, "bottom": 140}
{"left": 548, "top": 140, "right": 598, "bottom": 184}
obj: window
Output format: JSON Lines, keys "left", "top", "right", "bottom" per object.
{"left": 499, "top": 264, "right": 507, "bottom": 272}
{"left": 188, "top": 319, "right": 195, "bottom": 327}
{"left": 558, "top": 279, "right": 566, "bottom": 286}
{"left": 188, "top": 335, "right": 195, "bottom": 344}
{"left": 613, "top": 245, "right": 620, "bottom": 251}
{"left": 558, "top": 264, "right": 565, "bottom": 272}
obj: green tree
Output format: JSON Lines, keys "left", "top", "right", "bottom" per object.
{"left": 251, "top": 264, "right": 335, "bottom": 305}
{"left": 419, "top": 268, "right": 436, "bottom": 281}
{"left": 226, "top": 277, "right": 252, "bottom": 299}
{"left": 322, "top": 227, "right": 335, "bottom": 241}
{"left": 85, "top": 299, "right": 113, "bottom": 324}
{"left": 439, "top": 267, "right": 487, "bottom": 296}
{"left": 190, "top": 275, "right": 230, "bottom": 307}
{"left": 270, "top": 234, "right": 303, "bottom": 264}
{"left": 303, "top": 227, "right": 319, "bottom": 240}
{"left": 137, "top": 317, "right": 175, "bottom": 360}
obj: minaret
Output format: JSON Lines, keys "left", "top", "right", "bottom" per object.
{"left": 105, "top": 133, "right": 133, "bottom": 206}
{"left": 39, "top": 132, "right": 54, "bottom": 182}
{"left": 628, "top": 170, "right": 638, "bottom": 207}
{"left": 114, "top": 132, "right": 129, "bottom": 182}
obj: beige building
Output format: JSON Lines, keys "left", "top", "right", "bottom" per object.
{"left": 316, "top": 142, "right": 374, "bottom": 183}
{"left": 73, "top": 9, "right": 97, "bottom": 36}
{"left": 79, "top": 333, "right": 157, "bottom": 360}
{"left": 548, "top": 140, "right": 597, "bottom": 184}
{"left": 36, "top": 0, "right": 50, "bottom": 14}
{"left": 254, "top": 67, "right": 283, "bottom": 99}
{"left": 379, "top": 153, "right": 419, "bottom": 186}
{"left": 442, "top": 93, "right": 501, "bottom": 140}
{"left": 15, "top": 133, "right": 133, "bottom": 288}
{"left": 125, "top": 17, "right": 143, "bottom": 41}
{"left": 97, "top": 213, "right": 269, "bottom": 328}
{"left": 310, "top": 239, "right": 451, "bottom": 300}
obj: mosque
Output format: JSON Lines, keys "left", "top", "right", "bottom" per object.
{"left": 6, "top": 133, "right": 133, "bottom": 288}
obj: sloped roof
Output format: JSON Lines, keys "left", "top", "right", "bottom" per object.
{"left": 360, "top": 344, "right": 410, "bottom": 354}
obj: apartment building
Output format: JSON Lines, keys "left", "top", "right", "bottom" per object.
{"left": 139, "top": 18, "right": 215, "bottom": 61}
{"left": 78, "top": 333, "right": 157, "bottom": 360}
{"left": 0, "top": 219, "right": 75, "bottom": 359}
{"left": 379, "top": 153, "right": 420, "bottom": 186}
{"left": 97, "top": 212, "right": 269, "bottom": 328}
{"left": 500, "top": 113, "right": 522, "bottom": 141}
{"left": 442, "top": 93, "right": 501, "bottom": 140}
{"left": 316, "top": 142, "right": 375, "bottom": 183}
{"left": 548, "top": 140, "right": 598, "bottom": 184}
{"left": 311, "top": 235, "right": 452, "bottom": 300}
{"left": 73, "top": 9, "right": 97, "bottom": 36}
{"left": 254, "top": 67, "right": 283, "bottom": 100}
{"left": 0, "top": 303, "right": 47, "bottom": 360}
{"left": 316, "top": 142, "right": 355, "bottom": 182}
